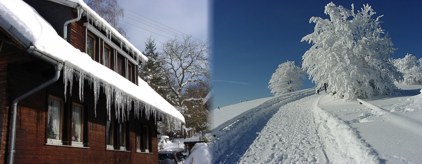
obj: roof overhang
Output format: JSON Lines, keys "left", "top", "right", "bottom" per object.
{"left": 0, "top": 0, "right": 184, "bottom": 123}
{"left": 47, "top": 0, "right": 148, "bottom": 63}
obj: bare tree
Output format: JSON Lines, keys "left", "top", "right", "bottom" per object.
{"left": 85, "top": 0, "right": 126, "bottom": 36}
{"left": 160, "top": 36, "right": 209, "bottom": 112}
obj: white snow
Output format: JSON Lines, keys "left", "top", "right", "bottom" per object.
{"left": 184, "top": 143, "right": 211, "bottom": 164}
{"left": 268, "top": 61, "right": 304, "bottom": 96}
{"left": 211, "top": 85, "right": 422, "bottom": 163}
{"left": 0, "top": 0, "right": 184, "bottom": 123}
{"left": 240, "top": 95, "right": 328, "bottom": 163}
{"left": 393, "top": 53, "right": 422, "bottom": 85}
{"left": 314, "top": 97, "right": 380, "bottom": 163}
{"left": 210, "top": 89, "right": 315, "bottom": 163}
{"left": 158, "top": 136, "right": 185, "bottom": 152}
{"left": 302, "top": 2, "right": 399, "bottom": 100}
{"left": 210, "top": 97, "right": 273, "bottom": 130}
{"left": 51, "top": 0, "right": 148, "bottom": 62}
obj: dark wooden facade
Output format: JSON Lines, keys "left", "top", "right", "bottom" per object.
{"left": 0, "top": 1, "right": 161, "bottom": 163}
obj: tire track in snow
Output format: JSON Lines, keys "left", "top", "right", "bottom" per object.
{"left": 239, "top": 95, "right": 328, "bottom": 163}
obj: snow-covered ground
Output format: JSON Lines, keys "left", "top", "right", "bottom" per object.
{"left": 210, "top": 85, "right": 422, "bottom": 163}
{"left": 319, "top": 85, "right": 422, "bottom": 163}
{"left": 209, "top": 89, "right": 315, "bottom": 163}
{"left": 210, "top": 97, "right": 273, "bottom": 129}
{"left": 240, "top": 95, "right": 328, "bottom": 163}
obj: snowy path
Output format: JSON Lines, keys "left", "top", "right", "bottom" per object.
{"left": 239, "top": 94, "right": 381, "bottom": 164}
{"left": 239, "top": 95, "right": 328, "bottom": 163}
{"left": 212, "top": 86, "right": 422, "bottom": 163}
{"left": 210, "top": 89, "right": 314, "bottom": 164}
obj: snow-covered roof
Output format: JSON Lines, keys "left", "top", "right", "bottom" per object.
{"left": 48, "top": 0, "right": 148, "bottom": 62}
{"left": 0, "top": 0, "right": 184, "bottom": 123}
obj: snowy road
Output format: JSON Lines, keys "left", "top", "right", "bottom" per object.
{"left": 239, "top": 95, "right": 328, "bottom": 163}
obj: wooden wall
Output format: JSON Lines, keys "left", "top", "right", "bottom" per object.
{"left": 0, "top": 33, "right": 158, "bottom": 164}
{"left": 6, "top": 60, "right": 158, "bottom": 164}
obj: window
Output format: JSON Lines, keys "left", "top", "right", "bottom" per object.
{"left": 106, "top": 118, "right": 128, "bottom": 151}
{"left": 138, "top": 125, "right": 152, "bottom": 153}
{"left": 71, "top": 103, "right": 84, "bottom": 147}
{"left": 86, "top": 33, "right": 96, "bottom": 60}
{"left": 103, "top": 45, "right": 113, "bottom": 69}
{"left": 136, "top": 134, "right": 141, "bottom": 152}
{"left": 118, "top": 123, "right": 127, "bottom": 150}
{"left": 47, "top": 96, "right": 63, "bottom": 145}
{"left": 106, "top": 118, "right": 114, "bottom": 150}
{"left": 128, "top": 62, "right": 134, "bottom": 82}
{"left": 46, "top": 96, "right": 87, "bottom": 147}
{"left": 116, "top": 54, "right": 125, "bottom": 76}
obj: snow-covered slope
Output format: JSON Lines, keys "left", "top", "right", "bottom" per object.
{"left": 210, "top": 97, "right": 273, "bottom": 130}
{"left": 211, "top": 85, "right": 422, "bottom": 163}
{"left": 210, "top": 89, "right": 315, "bottom": 163}
{"left": 319, "top": 85, "right": 422, "bottom": 163}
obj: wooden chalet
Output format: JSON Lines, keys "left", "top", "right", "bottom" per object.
{"left": 0, "top": 0, "right": 185, "bottom": 163}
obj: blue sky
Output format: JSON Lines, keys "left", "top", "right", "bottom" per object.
{"left": 120, "top": 0, "right": 208, "bottom": 50}
{"left": 212, "top": 0, "right": 422, "bottom": 107}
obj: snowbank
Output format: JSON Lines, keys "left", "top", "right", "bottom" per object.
{"left": 314, "top": 96, "right": 380, "bottom": 163}
{"left": 184, "top": 143, "right": 211, "bottom": 164}
{"left": 408, "top": 89, "right": 422, "bottom": 110}
{"left": 0, "top": 0, "right": 184, "bottom": 123}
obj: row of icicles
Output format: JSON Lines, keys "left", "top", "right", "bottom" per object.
{"left": 62, "top": 64, "right": 180, "bottom": 128}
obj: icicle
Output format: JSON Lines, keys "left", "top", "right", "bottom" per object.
{"left": 104, "top": 85, "right": 112, "bottom": 121}
{"left": 154, "top": 110, "right": 157, "bottom": 123}
{"left": 114, "top": 88, "right": 120, "bottom": 122}
{"left": 93, "top": 78, "right": 100, "bottom": 117}
{"left": 63, "top": 65, "right": 74, "bottom": 101}
{"left": 78, "top": 71, "right": 85, "bottom": 102}
{"left": 114, "top": 89, "right": 126, "bottom": 123}
{"left": 134, "top": 101, "right": 140, "bottom": 119}
{"left": 166, "top": 115, "right": 170, "bottom": 130}
{"left": 145, "top": 104, "right": 151, "bottom": 120}
{"left": 125, "top": 97, "right": 131, "bottom": 122}
{"left": 63, "top": 65, "right": 68, "bottom": 100}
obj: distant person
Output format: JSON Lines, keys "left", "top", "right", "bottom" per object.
{"left": 324, "top": 83, "right": 328, "bottom": 93}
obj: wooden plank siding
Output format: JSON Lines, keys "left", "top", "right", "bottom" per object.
{"left": 0, "top": 10, "right": 158, "bottom": 164}
{"left": 6, "top": 60, "right": 158, "bottom": 163}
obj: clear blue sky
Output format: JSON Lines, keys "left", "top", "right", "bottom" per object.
{"left": 212, "top": 0, "right": 422, "bottom": 107}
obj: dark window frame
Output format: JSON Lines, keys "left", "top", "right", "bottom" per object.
{"left": 106, "top": 117, "right": 129, "bottom": 151}
{"left": 86, "top": 32, "right": 97, "bottom": 60}
{"left": 137, "top": 124, "right": 152, "bottom": 153}
{"left": 103, "top": 44, "right": 114, "bottom": 69}
{"left": 46, "top": 95, "right": 88, "bottom": 147}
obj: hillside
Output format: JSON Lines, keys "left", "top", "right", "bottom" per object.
{"left": 210, "top": 86, "right": 422, "bottom": 163}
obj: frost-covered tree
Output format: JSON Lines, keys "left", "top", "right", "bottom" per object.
{"left": 393, "top": 53, "right": 422, "bottom": 85}
{"left": 268, "top": 61, "right": 304, "bottom": 96}
{"left": 302, "top": 2, "right": 400, "bottom": 99}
